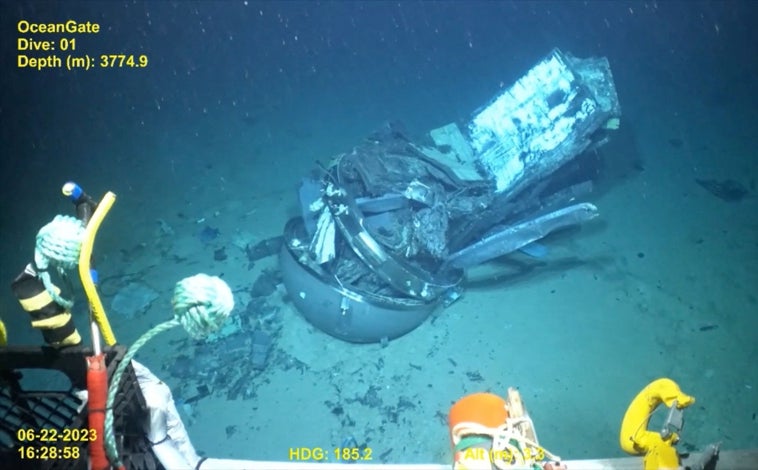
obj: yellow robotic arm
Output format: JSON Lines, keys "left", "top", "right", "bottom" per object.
{"left": 0, "top": 318, "right": 6, "bottom": 346}
{"left": 620, "top": 378, "right": 696, "bottom": 470}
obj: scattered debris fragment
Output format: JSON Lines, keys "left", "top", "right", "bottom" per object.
{"left": 246, "top": 236, "right": 284, "bottom": 262}
{"left": 695, "top": 178, "right": 749, "bottom": 202}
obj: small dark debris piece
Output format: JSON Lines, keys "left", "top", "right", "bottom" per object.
{"left": 359, "top": 385, "right": 383, "bottom": 408}
{"left": 668, "top": 138, "right": 684, "bottom": 148}
{"left": 198, "top": 226, "right": 220, "bottom": 244}
{"left": 466, "top": 371, "right": 484, "bottom": 382}
{"left": 698, "top": 324, "right": 719, "bottom": 332}
{"left": 194, "top": 384, "right": 211, "bottom": 400}
{"left": 251, "top": 329, "right": 273, "bottom": 370}
{"left": 637, "top": 252, "right": 645, "bottom": 259}
{"left": 169, "top": 355, "right": 195, "bottom": 379}
{"left": 695, "top": 178, "right": 749, "bottom": 202}
{"left": 214, "top": 247, "right": 227, "bottom": 261}
{"left": 225, "top": 425, "right": 237, "bottom": 438}
{"left": 379, "top": 448, "right": 393, "bottom": 462}
{"left": 251, "top": 269, "right": 282, "bottom": 297}
{"left": 243, "top": 298, "right": 266, "bottom": 326}
{"left": 397, "top": 396, "right": 416, "bottom": 411}
{"left": 246, "top": 236, "right": 284, "bottom": 262}
{"left": 227, "top": 371, "right": 252, "bottom": 401}
{"left": 184, "top": 384, "right": 212, "bottom": 404}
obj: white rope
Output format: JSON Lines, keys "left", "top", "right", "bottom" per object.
{"left": 452, "top": 416, "right": 560, "bottom": 469}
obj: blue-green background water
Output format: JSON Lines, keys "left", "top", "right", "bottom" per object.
{"left": 1, "top": 1, "right": 756, "bottom": 465}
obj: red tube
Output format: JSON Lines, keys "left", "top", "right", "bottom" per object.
{"left": 87, "top": 353, "right": 109, "bottom": 470}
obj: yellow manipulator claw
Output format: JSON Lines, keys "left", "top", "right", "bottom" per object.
{"left": 0, "top": 318, "right": 7, "bottom": 346}
{"left": 620, "top": 378, "right": 695, "bottom": 470}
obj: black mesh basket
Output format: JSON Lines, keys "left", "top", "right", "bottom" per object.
{"left": 0, "top": 345, "right": 163, "bottom": 470}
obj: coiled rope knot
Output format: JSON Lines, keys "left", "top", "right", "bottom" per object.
{"left": 34, "top": 215, "right": 86, "bottom": 309}
{"left": 171, "top": 273, "right": 234, "bottom": 340}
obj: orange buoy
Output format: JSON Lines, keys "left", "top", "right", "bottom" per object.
{"left": 449, "top": 393, "right": 508, "bottom": 444}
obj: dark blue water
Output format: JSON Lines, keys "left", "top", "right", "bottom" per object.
{"left": 1, "top": 1, "right": 756, "bottom": 466}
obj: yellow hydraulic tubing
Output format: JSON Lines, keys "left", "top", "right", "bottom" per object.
{"left": 77, "top": 191, "right": 117, "bottom": 346}
{"left": 620, "top": 378, "right": 696, "bottom": 470}
{"left": 0, "top": 318, "right": 7, "bottom": 346}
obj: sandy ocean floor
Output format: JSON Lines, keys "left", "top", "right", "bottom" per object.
{"left": 69, "top": 89, "right": 753, "bottom": 465}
